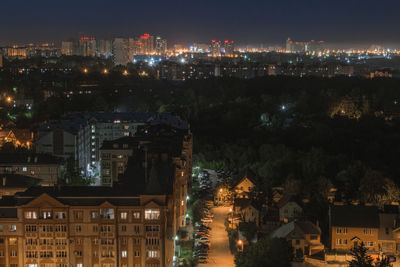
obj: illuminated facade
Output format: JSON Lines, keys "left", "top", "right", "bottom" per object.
{"left": 224, "top": 40, "right": 234, "bottom": 57}
{"left": 155, "top": 37, "right": 167, "bottom": 56}
{"left": 61, "top": 41, "right": 74, "bottom": 56}
{"left": 79, "top": 37, "right": 96, "bottom": 57}
{"left": 0, "top": 186, "right": 184, "bottom": 267}
{"left": 210, "top": 40, "right": 221, "bottom": 57}
{"left": 0, "top": 154, "right": 63, "bottom": 186}
{"left": 136, "top": 34, "right": 154, "bottom": 55}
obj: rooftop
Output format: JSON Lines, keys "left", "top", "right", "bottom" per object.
{"left": 0, "top": 153, "right": 63, "bottom": 165}
{"left": 330, "top": 205, "right": 379, "bottom": 228}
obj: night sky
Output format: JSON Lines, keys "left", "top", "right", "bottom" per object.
{"left": 1, "top": 0, "right": 400, "bottom": 46}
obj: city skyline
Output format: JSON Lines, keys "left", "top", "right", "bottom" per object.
{"left": 1, "top": 0, "right": 400, "bottom": 47}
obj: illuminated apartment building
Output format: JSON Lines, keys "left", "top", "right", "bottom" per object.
{"left": 0, "top": 181, "right": 188, "bottom": 267}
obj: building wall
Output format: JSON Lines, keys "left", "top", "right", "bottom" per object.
{"left": 331, "top": 226, "right": 379, "bottom": 251}
{"left": 101, "top": 148, "right": 133, "bottom": 186}
{"left": 36, "top": 130, "right": 76, "bottom": 159}
{"left": 78, "top": 121, "right": 144, "bottom": 178}
{"left": 0, "top": 164, "right": 61, "bottom": 186}
{"left": 0, "top": 195, "right": 172, "bottom": 267}
{"left": 234, "top": 178, "right": 254, "bottom": 198}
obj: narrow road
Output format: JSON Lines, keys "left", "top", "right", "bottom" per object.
{"left": 199, "top": 206, "right": 235, "bottom": 267}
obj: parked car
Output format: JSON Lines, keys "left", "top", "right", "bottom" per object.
{"left": 198, "top": 237, "right": 210, "bottom": 244}
{"left": 201, "top": 218, "right": 213, "bottom": 223}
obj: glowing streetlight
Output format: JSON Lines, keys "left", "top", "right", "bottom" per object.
{"left": 237, "top": 240, "right": 244, "bottom": 251}
{"left": 123, "top": 70, "right": 128, "bottom": 76}
{"left": 103, "top": 69, "right": 108, "bottom": 74}
{"left": 83, "top": 68, "right": 88, "bottom": 73}
{"left": 6, "top": 97, "right": 12, "bottom": 103}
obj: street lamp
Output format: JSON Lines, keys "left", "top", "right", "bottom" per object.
{"left": 237, "top": 240, "right": 243, "bottom": 252}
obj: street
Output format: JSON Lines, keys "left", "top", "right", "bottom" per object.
{"left": 198, "top": 206, "right": 235, "bottom": 267}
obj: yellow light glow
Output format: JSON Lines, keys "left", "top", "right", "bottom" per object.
{"left": 103, "top": 69, "right": 108, "bottom": 74}
{"left": 83, "top": 68, "right": 88, "bottom": 73}
{"left": 123, "top": 70, "right": 128, "bottom": 76}
{"left": 6, "top": 97, "right": 12, "bottom": 103}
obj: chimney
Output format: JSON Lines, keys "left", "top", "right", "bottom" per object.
{"left": 2, "top": 177, "right": 6, "bottom": 187}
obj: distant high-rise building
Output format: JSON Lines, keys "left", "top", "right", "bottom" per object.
{"left": 136, "top": 33, "right": 154, "bottom": 55}
{"left": 96, "top": 39, "right": 112, "bottom": 58}
{"left": 191, "top": 43, "right": 209, "bottom": 53}
{"left": 79, "top": 36, "right": 96, "bottom": 57}
{"left": 128, "top": 38, "right": 135, "bottom": 60}
{"left": 61, "top": 41, "right": 74, "bottom": 56}
{"left": 155, "top": 36, "right": 167, "bottom": 55}
{"left": 210, "top": 40, "right": 221, "bottom": 57}
{"left": 6, "top": 47, "right": 27, "bottom": 58}
{"left": 0, "top": 53, "right": 3, "bottom": 68}
{"left": 112, "top": 38, "right": 130, "bottom": 66}
{"left": 224, "top": 40, "right": 235, "bottom": 56}
{"left": 286, "top": 38, "right": 293, "bottom": 52}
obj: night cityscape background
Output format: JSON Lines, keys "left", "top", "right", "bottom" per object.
{"left": 0, "top": 1, "right": 399, "bottom": 267}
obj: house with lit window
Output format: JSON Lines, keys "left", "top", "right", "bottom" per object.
{"left": 233, "top": 169, "right": 256, "bottom": 199}
{"left": 272, "top": 220, "right": 324, "bottom": 256}
{"left": 233, "top": 198, "right": 260, "bottom": 227}
{"left": 0, "top": 128, "right": 33, "bottom": 149}
{"left": 329, "top": 205, "right": 380, "bottom": 253}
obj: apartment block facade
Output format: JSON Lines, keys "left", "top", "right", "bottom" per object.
{"left": 0, "top": 187, "right": 178, "bottom": 267}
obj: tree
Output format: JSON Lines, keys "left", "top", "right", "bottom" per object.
{"left": 62, "top": 157, "right": 91, "bottom": 186}
{"left": 235, "top": 238, "right": 292, "bottom": 267}
{"left": 348, "top": 242, "right": 373, "bottom": 267}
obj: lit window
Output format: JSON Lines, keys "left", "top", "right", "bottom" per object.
{"left": 9, "top": 225, "right": 16, "bottom": 232}
{"left": 147, "top": 250, "right": 159, "bottom": 258}
{"left": 133, "top": 211, "right": 140, "bottom": 219}
{"left": 120, "top": 212, "right": 128, "bottom": 220}
{"left": 122, "top": 250, "right": 127, "bottom": 258}
{"left": 91, "top": 211, "right": 99, "bottom": 219}
{"left": 100, "top": 208, "right": 114, "bottom": 219}
{"left": 25, "top": 211, "right": 37, "bottom": 219}
{"left": 145, "top": 209, "right": 160, "bottom": 220}
{"left": 22, "top": 167, "right": 27, "bottom": 172}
